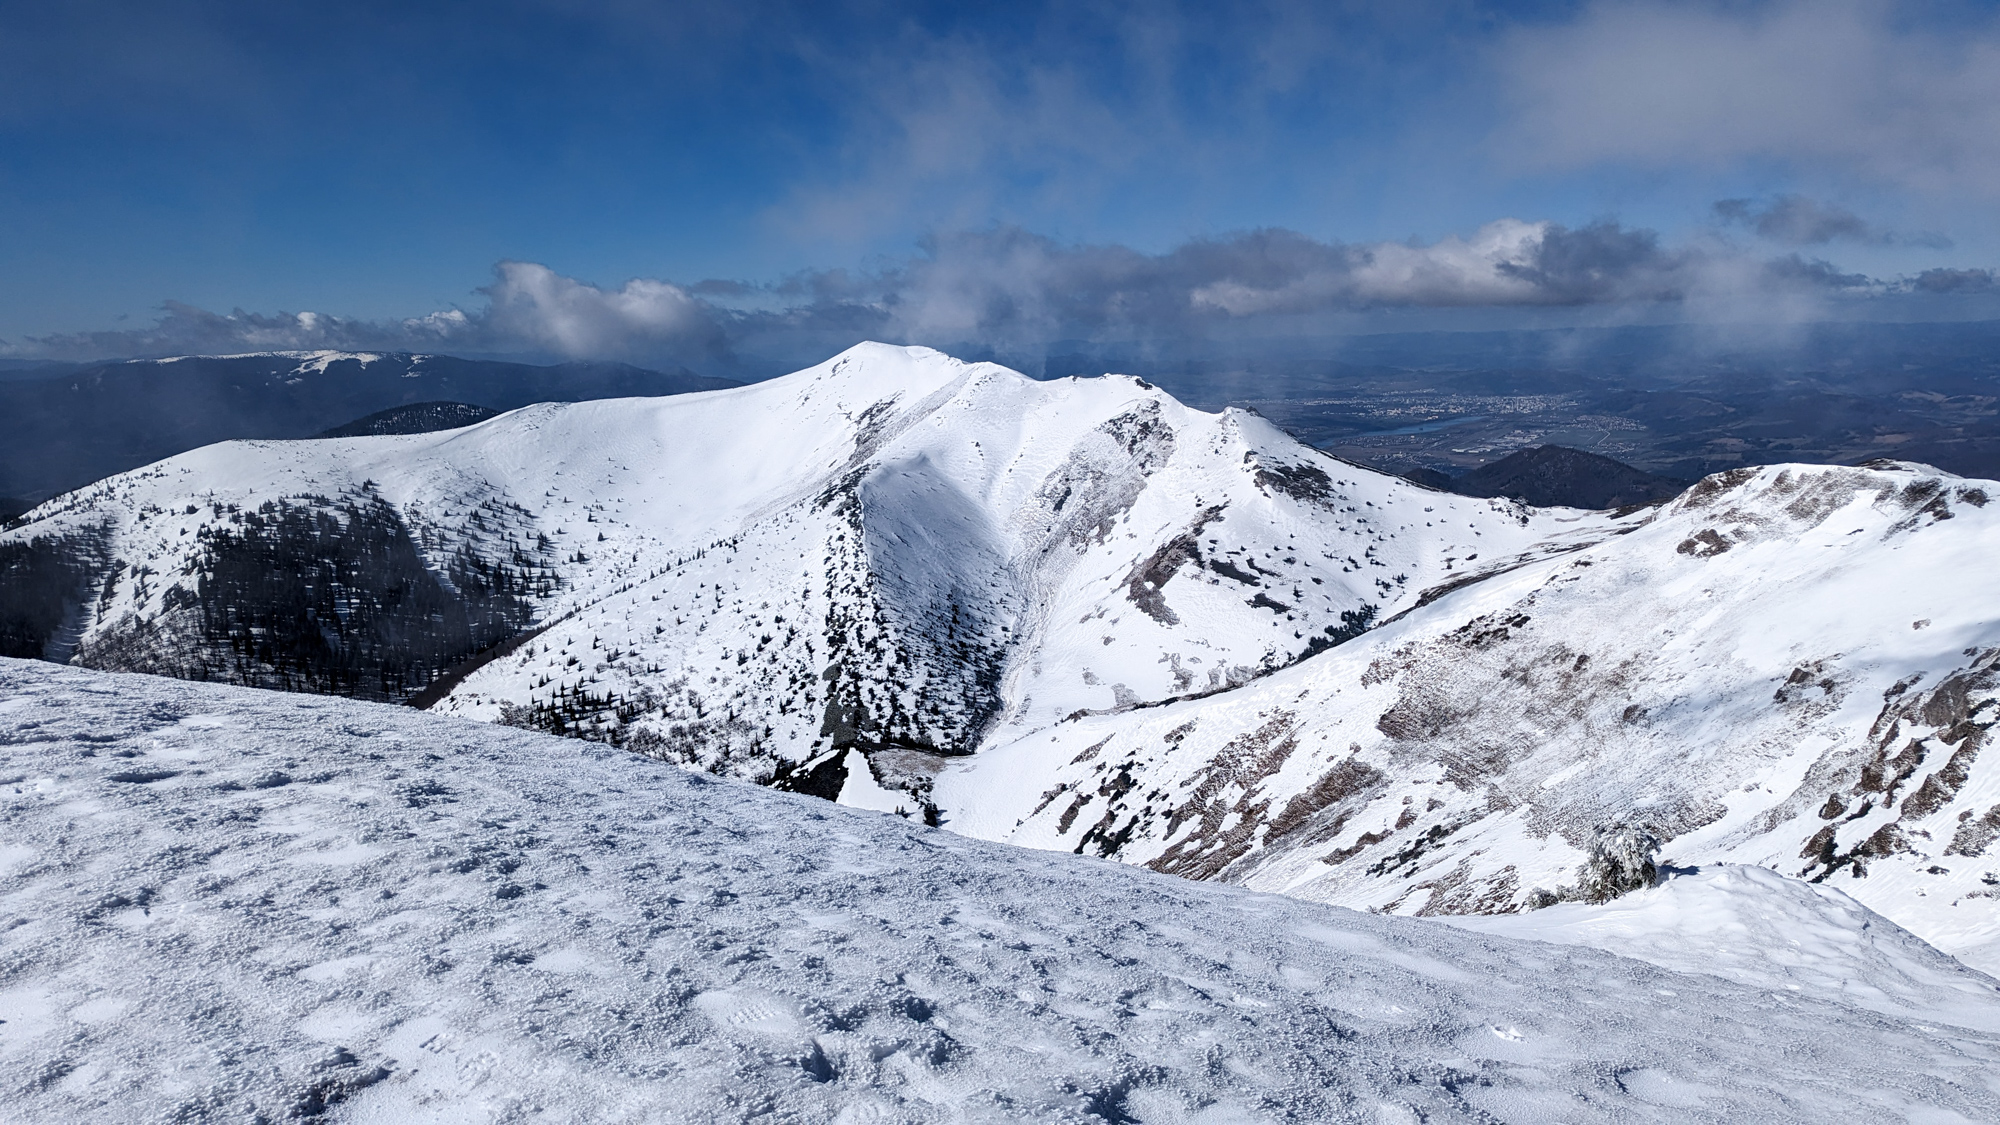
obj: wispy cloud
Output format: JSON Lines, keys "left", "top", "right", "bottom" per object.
{"left": 1714, "top": 196, "right": 1875, "bottom": 246}
{"left": 1712, "top": 194, "right": 1951, "bottom": 248}
{"left": 5, "top": 263, "right": 735, "bottom": 366}
{"left": 1495, "top": 0, "right": 2000, "bottom": 197}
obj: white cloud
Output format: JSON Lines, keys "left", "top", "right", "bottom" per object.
{"left": 1194, "top": 220, "right": 1562, "bottom": 313}
{"left": 479, "top": 261, "right": 721, "bottom": 359}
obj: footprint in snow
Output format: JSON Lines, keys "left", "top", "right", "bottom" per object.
{"left": 693, "top": 989, "right": 805, "bottom": 1037}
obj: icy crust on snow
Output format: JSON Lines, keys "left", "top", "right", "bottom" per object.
{"left": 1439, "top": 864, "right": 2000, "bottom": 1034}
{"left": 938, "top": 461, "right": 2000, "bottom": 971}
{"left": 5, "top": 662, "right": 2000, "bottom": 1123}
{"left": 6, "top": 343, "right": 1607, "bottom": 807}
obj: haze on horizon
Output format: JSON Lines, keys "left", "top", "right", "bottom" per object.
{"left": 4, "top": 0, "right": 2000, "bottom": 374}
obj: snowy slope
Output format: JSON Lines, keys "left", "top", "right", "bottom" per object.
{"left": 5, "top": 343, "right": 1609, "bottom": 812}
{"left": 6, "top": 659, "right": 2000, "bottom": 1123}
{"left": 1440, "top": 864, "right": 2000, "bottom": 1034}
{"left": 936, "top": 461, "right": 2000, "bottom": 973}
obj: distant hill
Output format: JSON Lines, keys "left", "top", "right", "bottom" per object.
{"left": 0, "top": 351, "right": 736, "bottom": 503}
{"left": 315, "top": 401, "right": 500, "bottom": 438}
{"left": 1403, "top": 445, "right": 1690, "bottom": 509}
{"left": 0, "top": 359, "right": 82, "bottom": 382}
{"left": 1397, "top": 465, "right": 1454, "bottom": 491}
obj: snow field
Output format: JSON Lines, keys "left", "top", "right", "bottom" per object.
{"left": 1441, "top": 863, "right": 2000, "bottom": 1034}
{"left": 6, "top": 659, "right": 2000, "bottom": 1122}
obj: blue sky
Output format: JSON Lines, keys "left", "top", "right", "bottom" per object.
{"left": 4, "top": 0, "right": 1999, "bottom": 366}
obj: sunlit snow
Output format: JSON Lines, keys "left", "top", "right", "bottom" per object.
{"left": 4, "top": 660, "right": 2000, "bottom": 1122}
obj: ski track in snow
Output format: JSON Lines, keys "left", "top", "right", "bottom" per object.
{"left": 4, "top": 660, "right": 2000, "bottom": 1123}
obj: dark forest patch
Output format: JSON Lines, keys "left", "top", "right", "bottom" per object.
{"left": 0, "top": 531, "right": 106, "bottom": 659}
{"left": 315, "top": 401, "right": 499, "bottom": 438}
{"left": 83, "top": 496, "right": 551, "bottom": 703}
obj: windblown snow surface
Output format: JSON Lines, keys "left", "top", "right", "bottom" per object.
{"left": 5, "top": 661, "right": 2000, "bottom": 1123}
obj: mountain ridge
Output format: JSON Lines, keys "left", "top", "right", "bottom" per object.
{"left": 1392, "top": 445, "right": 1690, "bottom": 510}
{"left": 0, "top": 350, "right": 736, "bottom": 503}
{"left": 1449, "top": 444, "right": 1691, "bottom": 508}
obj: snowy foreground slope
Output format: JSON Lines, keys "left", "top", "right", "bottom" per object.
{"left": 5, "top": 661, "right": 2000, "bottom": 1123}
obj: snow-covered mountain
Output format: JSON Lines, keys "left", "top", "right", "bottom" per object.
{"left": 6, "top": 342, "right": 1998, "bottom": 981}
{"left": 2, "top": 342, "right": 1609, "bottom": 807}
{"left": 5, "top": 659, "right": 1998, "bottom": 1122}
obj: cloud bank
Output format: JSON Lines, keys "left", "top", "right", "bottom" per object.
{"left": 8, "top": 219, "right": 1986, "bottom": 370}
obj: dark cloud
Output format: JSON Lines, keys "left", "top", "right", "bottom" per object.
{"left": 1714, "top": 196, "right": 1874, "bottom": 245}
{"left": 1760, "top": 254, "right": 1874, "bottom": 290}
{"left": 1913, "top": 267, "right": 1998, "bottom": 293}
{"left": 1712, "top": 195, "right": 1952, "bottom": 249}
{"left": 1493, "top": 221, "right": 1683, "bottom": 302}
{"left": 838, "top": 220, "right": 1697, "bottom": 344}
